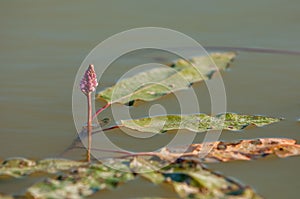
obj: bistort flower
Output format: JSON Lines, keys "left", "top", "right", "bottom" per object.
{"left": 80, "top": 64, "right": 98, "bottom": 95}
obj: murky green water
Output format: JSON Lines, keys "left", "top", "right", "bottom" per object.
{"left": 0, "top": 1, "right": 300, "bottom": 198}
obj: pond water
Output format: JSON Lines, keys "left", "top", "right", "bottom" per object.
{"left": 0, "top": 1, "right": 300, "bottom": 198}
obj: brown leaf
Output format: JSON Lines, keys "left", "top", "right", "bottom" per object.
{"left": 157, "top": 138, "right": 300, "bottom": 163}
{"left": 273, "top": 144, "right": 300, "bottom": 158}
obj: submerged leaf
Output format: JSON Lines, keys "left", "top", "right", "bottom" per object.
{"left": 96, "top": 52, "right": 236, "bottom": 105}
{"left": 120, "top": 113, "right": 280, "bottom": 134}
{"left": 157, "top": 138, "right": 300, "bottom": 163}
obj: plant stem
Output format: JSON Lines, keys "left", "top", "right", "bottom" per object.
{"left": 75, "top": 147, "right": 134, "bottom": 155}
{"left": 87, "top": 92, "right": 92, "bottom": 162}
{"left": 92, "top": 103, "right": 111, "bottom": 120}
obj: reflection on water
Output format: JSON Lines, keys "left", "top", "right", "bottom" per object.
{"left": 0, "top": 1, "right": 300, "bottom": 198}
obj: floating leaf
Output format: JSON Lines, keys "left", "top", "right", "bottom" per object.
{"left": 130, "top": 157, "right": 165, "bottom": 184}
{"left": 2, "top": 137, "right": 297, "bottom": 198}
{"left": 63, "top": 113, "right": 280, "bottom": 155}
{"left": 27, "top": 160, "right": 134, "bottom": 199}
{"left": 131, "top": 158, "right": 262, "bottom": 199}
{"left": 96, "top": 52, "right": 236, "bottom": 105}
{"left": 120, "top": 113, "right": 280, "bottom": 134}
{"left": 133, "top": 198, "right": 178, "bottom": 199}
{"left": 0, "top": 193, "right": 14, "bottom": 199}
{"left": 0, "top": 158, "right": 86, "bottom": 178}
{"left": 0, "top": 156, "right": 263, "bottom": 199}
{"left": 156, "top": 138, "right": 300, "bottom": 163}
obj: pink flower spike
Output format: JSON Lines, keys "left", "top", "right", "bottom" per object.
{"left": 80, "top": 64, "right": 98, "bottom": 95}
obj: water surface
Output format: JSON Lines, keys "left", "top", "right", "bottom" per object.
{"left": 0, "top": 1, "right": 299, "bottom": 198}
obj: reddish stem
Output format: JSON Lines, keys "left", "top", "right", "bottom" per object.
{"left": 101, "top": 125, "right": 120, "bottom": 131}
{"left": 92, "top": 103, "right": 111, "bottom": 120}
{"left": 87, "top": 93, "right": 92, "bottom": 162}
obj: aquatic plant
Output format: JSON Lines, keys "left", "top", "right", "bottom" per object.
{"left": 0, "top": 52, "right": 296, "bottom": 198}
{"left": 80, "top": 64, "right": 98, "bottom": 162}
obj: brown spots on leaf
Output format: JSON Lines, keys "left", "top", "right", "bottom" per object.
{"left": 250, "top": 139, "right": 262, "bottom": 145}
{"left": 225, "top": 140, "right": 242, "bottom": 147}
{"left": 271, "top": 141, "right": 279, "bottom": 145}
{"left": 161, "top": 138, "right": 300, "bottom": 163}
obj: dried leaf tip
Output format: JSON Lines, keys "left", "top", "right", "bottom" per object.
{"left": 80, "top": 64, "right": 98, "bottom": 95}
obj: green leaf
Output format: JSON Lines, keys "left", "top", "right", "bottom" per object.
{"left": 120, "top": 113, "right": 281, "bottom": 134}
{"left": 163, "top": 160, "right": 262, "bottom": 199}
{"left": 0, "top": 157, "right": 262, "bottom": 199}
{"left": 130, "top": 157, "right": 165, "bottom": 184}
{"left": 0, "top": 158, "right": 86, "bottom": 178}
{"left": 27, "top": 160, "right": 135, "bottom": 199}
{"left": 96, "top": 52, "right": 236, "bottom": 105}
{"left": 132, "top": 158, "right": 262, "bottom": 199}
